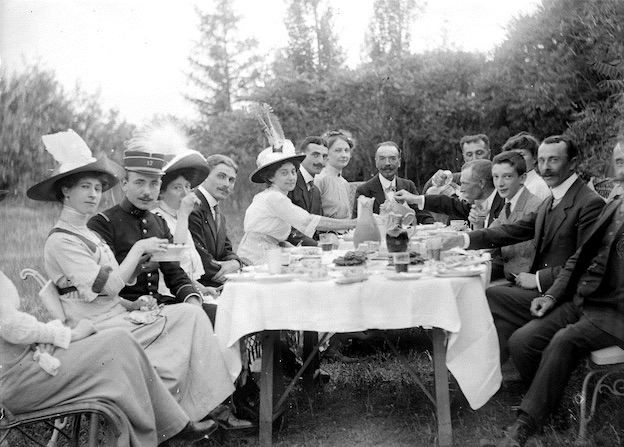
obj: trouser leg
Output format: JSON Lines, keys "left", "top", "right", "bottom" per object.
{"left": 486, "top": 285, "right": 539, "bottom": 364}
{"left": 510, "top": 303, "right": 620, "bottom": 426}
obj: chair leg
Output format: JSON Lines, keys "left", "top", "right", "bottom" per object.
{"left": 88, "top": 414, "right": 99, "bottom": 447}
{"left": 69, "top": 415, "right": 81, "bottom": 447}
{"left": 575, "top": 369, "right": 598, "bottom": 446}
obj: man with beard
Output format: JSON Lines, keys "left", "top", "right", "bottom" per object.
{"left": 88, "top": 149, "right": 202, "bottom": 305}
{"left": 430, "top": 135, "right": 605, "bottom": 365}
{"left": 354, "top": 141, "right": 434, "bottom": 224}
{"left": 286, "top": 136, "right": 328, "bottom": 245}
{"left": 495, "top": 139, "right": 624, "bottom": 447}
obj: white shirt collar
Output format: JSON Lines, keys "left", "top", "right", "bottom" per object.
{"left": 378, "top": 174, "right": 396, "bottom": 190}
{"left": 506, "top": 186, "right": 525, "bottom": 212}
{"left": 550, "top": 173, "right": 578, "bottom": 202}
{"left": 198, "top": 185, "right": 218, "bottom": 210}
{"left": 485, "top": 189, "right": 497, "bottom": 210}
{"left": 299, "top": 166, "right": 315, "bottom": 185}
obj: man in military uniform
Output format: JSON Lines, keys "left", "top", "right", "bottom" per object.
{"left": 88, "top": 149, "right": 202, "bottom": 306}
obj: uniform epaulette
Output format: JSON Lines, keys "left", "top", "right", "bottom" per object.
{"left": 97, "top": 211, "right": 110, "bottom": 222}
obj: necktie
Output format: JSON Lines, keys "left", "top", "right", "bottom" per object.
{"left": 308, "top": 180, "right": 314, "bottom": 192}
{"left": 504, "top": 202, "right": 512, "bottom": 219}
{"left": 213, "top": 203, "right": 221, "bottom": 231}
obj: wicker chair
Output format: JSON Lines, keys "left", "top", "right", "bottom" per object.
{"left": 0, "top": 269, "right": 123, "bottom": 447}
{"left": 0, "top": 401, "right": 122, "bottom": 447}
{"left": 575, "top": 345, "right": 624, "bottom": 446}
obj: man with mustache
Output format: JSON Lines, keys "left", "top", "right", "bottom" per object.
{"left": 286, "top": 136, "right": 328, "bottom": 245}
{"left": 189, "top": 155, "right": 243, "bottom": 288}
{"left": 354, "top": 141, "right": 434, "bottom": 224}
{"left": 88, "top": 149, "right": 203, "bottom": 306}
{"left": 431, "top": 135, "right": 605, "bottom": 365}
{"left": 495, "top": 139, "right": 624, "bottom": 446}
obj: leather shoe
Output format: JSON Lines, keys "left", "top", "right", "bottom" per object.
{"left": 497, "top": 415, "right": 537, "bottom": 447}
{"left": 174, "top": 419, "right": 218, "bottom": 441}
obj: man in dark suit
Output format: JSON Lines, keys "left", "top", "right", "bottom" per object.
{"left": 495, "top": 140, "right": 624, "bottom": 447}
{"left": 433, "top": 135, "right": 605, "bottom": 364}
{"left": 189, "top": 154, "right": 243, "bottom": 288}
{"left": 396, "top": 159, "right": 505, "bottom": 228}
{"left": 286, "top": 136, "right": 327, "bottom": 245}
{"left": 353, "top": 141, "right": 434, "bottom": 224}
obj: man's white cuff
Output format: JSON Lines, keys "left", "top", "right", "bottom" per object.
{"left": 462, "top": 233, "right": 470, "bottom": 249}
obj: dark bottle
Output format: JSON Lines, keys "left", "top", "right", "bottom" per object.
{"left": 386, "top": 230, "right": 409, "bottom": 253}
{"left": 385, "top": 212, "right": 409, "bottom": 252}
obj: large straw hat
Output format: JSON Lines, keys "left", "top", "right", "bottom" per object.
{"left": 27, "top": 130, "right": 121, "bottom": 202}
{"left": 162, "top": 150, "right": 210, "bottom": 188}
{"left": 250, "top": 140, "right": 305, "bottom": 184}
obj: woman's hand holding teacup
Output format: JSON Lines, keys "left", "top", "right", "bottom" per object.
{"left": 178, "top": 193, "right": 200, "bottom": 218}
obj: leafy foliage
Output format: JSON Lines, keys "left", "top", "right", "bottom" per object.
{"left": 187, "top": 0, "right": 262, "bottom": 117}
{"left": 365, "top": 0, "right": 425, "bottom": 62}
{"left": 283, "top": 0, "right": 345, "bottom": 77}
{"left": 0, "top": 65, "right": 134, "bottom": 198}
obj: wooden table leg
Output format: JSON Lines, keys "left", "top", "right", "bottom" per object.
{"left": 259, "top": 331, "right": 279, "bottom": 447}
{"left": 302, "top": 331, "right": 319, "bottom": 396}
{"left": 432, "top": 328, "right": 452, "bottom": 447}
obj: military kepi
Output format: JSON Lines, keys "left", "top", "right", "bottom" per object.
{"left": 123, "top": 150, "right": 166, "bottom": 175}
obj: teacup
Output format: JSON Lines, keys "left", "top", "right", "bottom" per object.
{"left": 449, "top": 220, "right": 468, "bottom": 231}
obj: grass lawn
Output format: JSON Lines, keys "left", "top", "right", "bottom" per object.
{"left": 1, "top": 203, "right": 623, "bottom": 447}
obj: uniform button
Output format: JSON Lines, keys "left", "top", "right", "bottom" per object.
{"left": 582, "top": 281, "right": 587, "bottom": 285}
{"left": 142, "top": 229, "right": 148, "bottom": 234}
{"left": 142, "top": 219, "right": 147, "bottom": 224}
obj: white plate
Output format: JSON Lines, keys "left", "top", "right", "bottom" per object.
{"left": 150, "top": 245, "right": 189, "bottom": 262}
{"left": 335, "top": 275, "right": 368, "bottom": 284}
{"left": 435, "top": 268, "right": 482, "bottom": 278}
{"left": 385, "top": 272, "right": 426, "bottom": 281}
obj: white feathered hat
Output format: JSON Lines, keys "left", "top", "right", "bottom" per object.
{"left": 27, "top": 130, "right": 121, "bottom": 202}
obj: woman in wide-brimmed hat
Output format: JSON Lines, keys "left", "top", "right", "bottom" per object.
{"left": 151, "top": 146, "right": 219, "bottom": 297}
{"left": 28, "top": 130, "right": 235, "bottom": 439}
{"left": 237, "top": 141, "right": 357, "bottom": 264}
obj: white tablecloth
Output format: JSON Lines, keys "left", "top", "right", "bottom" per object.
{"left": 215, "top": 271, "right": 502, "bottom": 409}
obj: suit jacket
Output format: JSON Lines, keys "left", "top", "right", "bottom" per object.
{"left": 488, "top": 187, "right": 544, "bottom": 278}
{"left": 286, "top": 171, "right": 322, "bottom": 246}
{"left": 188, "top": 189, "right": 241, "bottom": 287}
{"left": 423, "top": 192, "right": 505, "bottom": 227}
{"left": 469, "top": 177, "right": 605, "bottom": 290}
{"left": 288, "top": 171, "right": 322, "bottom": 215}
{"left": 353, "top": 174, "right": 434, "bottom": 225}
{"left": 546, "top": 198, "right": 624, "bottom": 343}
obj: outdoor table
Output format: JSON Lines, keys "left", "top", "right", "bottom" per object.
{"left": 215, "top": 256, "right": 502, "bottom": 447}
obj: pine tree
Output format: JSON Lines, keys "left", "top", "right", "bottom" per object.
{"left": 365, "top": 0, "right": 423, "bottom": 62}
{"left": 187, "top": 0, "right": 261, "bottom": 117}
{"left": 283, "top": 0, "right": 344, "bottom": 77}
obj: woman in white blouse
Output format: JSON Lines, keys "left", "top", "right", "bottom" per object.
{"left": 153, "top": 150, "right": 219, "bottom": 297}
{"left": 237, "top": 141, "right": 356, "bottom": 264}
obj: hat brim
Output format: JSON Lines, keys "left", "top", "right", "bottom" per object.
{"left": 250, "top": 154, "right": 306, "bottom": 184}
{"left": 27, "top": 158, "right": 122, "bottom": 202}
{"left": 0, "top": 190, "right": 8, "bottom": 203}
{"left": 163, "top": 152, "right": 210, "bottom": 188}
